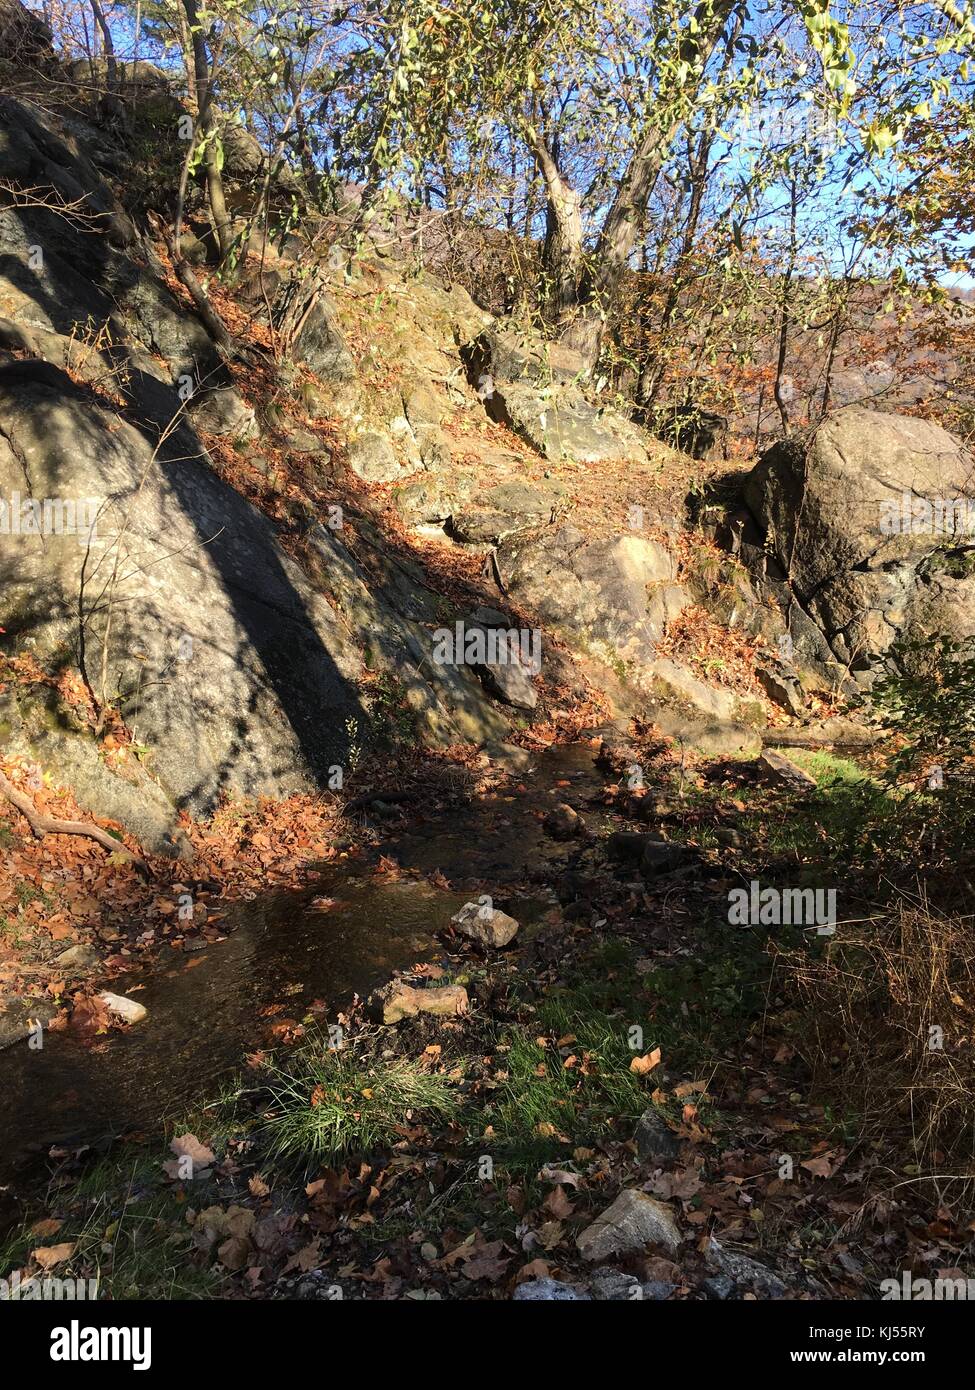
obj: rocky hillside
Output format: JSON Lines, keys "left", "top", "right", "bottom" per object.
{"left": 2, "top": 10, "right": 975, "bottom": 1316}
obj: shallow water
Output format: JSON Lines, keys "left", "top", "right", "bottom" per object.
{"left": 0, "top": 743, "right": 604, "bottom": 1176}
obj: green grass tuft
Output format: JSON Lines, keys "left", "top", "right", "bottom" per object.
{"left": 261, "top": 1044, "right": 458, "bottom": 1164}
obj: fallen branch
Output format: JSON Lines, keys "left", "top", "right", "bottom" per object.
{"left": 0, "top": 766, "right": 150, "bottom": 878}
{"left": 165, "top": 239, "right": 239, "bottom": 357}
{"left": 484, "top": 547, "right": 508, "bottom": 595}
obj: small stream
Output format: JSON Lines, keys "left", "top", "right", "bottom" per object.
{"left": 0, "top": 744, "right": 605, "bottom": 1177}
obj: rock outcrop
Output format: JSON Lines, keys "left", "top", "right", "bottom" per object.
{"left": 463, "top": 326, "right": 651, "bottom": 465}
{"left": 745, "top": 407, "right": 975, "bottom": 685}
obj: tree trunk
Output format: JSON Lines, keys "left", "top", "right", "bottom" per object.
{"left": 89, "top": 0, "right": 117, "bottom": 90}
{"left": 636, "top": 9, "right": 742, "bottom": 413}
{"left": 546, "top": 0, "right": 739, "bottom": 372}
{"left": 774, "top": 177, "right": 798, "bottom": 437}
{"left": 526, "top": 121, "right": 586, "bottom": 331}
{"left": 181, "top": 0, "right": 234, "bottom": 265}
{"left": 636, "top": 134, "right": 712, "bottom": 415}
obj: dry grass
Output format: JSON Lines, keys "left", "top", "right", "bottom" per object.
{"left": 784, "top": 889, "right": 975, "bottom": 1196}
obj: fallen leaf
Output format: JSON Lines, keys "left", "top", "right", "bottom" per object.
{"left": 29, "top": 1218, "right": 63, "bottom": 1239}
{"left": 630, "top": 1047, "right": 662, "bottom": 1075}
{"left": 33, "top": 1242, "right": 75, "bottom": 1269}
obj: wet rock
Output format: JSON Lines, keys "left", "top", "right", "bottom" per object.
{"left": 483, "top": 740, "right": 533, "bottom": 773}
{"left": 0, "top": 995, "right": 57, "bottom": 1051}
{"left": 543, "top": 802, "right": 584, "bottom": 840}
{"left": 577, "top": 1189, "right": 682, "bottom": 1260}
{"left": 756, "top": 749, "right": 817, "bottom": 794}
{"left": 634, "top": 1106, "right": 680, "bottom": 1164}
{"left": 513, "top": 1277, "right": 589, "bottom": 1301}
{"left": 99, "top": 992, "right": 148, "bottom": 1025}
{"left": 451, "top": 900, "right": 519, "bottom": 948}
{"left": 378, "top": 981, "right": 469, "bottom": 1024}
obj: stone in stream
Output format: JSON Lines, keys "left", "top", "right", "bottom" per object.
{"left": 378, "top": 982, "right": 469, "bottom": 1024}
{"left": 99, "top": 992, "right": 148, "bottom": 1025}
{"left": 576, "top": 1189, "right": 682, "bottom": 1260}
{"left": 0, "top": 995, "right": 57, "bottom": 1050}
{"left": 482, "top": 740, "right": 533, "bottom": 773}
{"left": 543, "top": 802, "right": 584, "bottom": 840}
{"left": 450, "top": 899, "right": 519, "bottom": 948}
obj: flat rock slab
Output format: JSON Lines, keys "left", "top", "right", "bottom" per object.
{"left": 577, "top": 1189, "right": 681, "bottom": 1260}
{"left": 757, "top": 749, "right": 818, "bottom": 793}
{"left": 379, "top": 982, "right": 469, "bottom": 1023}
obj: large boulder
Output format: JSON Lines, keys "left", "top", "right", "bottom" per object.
{"left": 0, "top": 94, "right": 226, "bottom": 398}
{"left": 0, "top": 359, "right": 363, "bottom": 817}
{"left": 746, "top": 407, "right": 975, "bottom": 683}
{"left": 0, "top": 0, "right": 53, "bottom": 64}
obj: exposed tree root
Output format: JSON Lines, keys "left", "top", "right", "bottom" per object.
{"left": 0, "top": 766, "right": 150, "bottom": 878}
